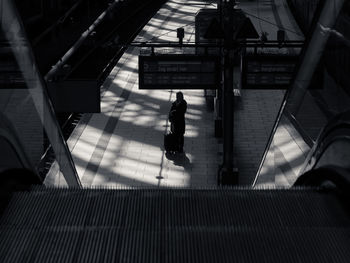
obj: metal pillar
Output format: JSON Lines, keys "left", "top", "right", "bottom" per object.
{"left": 218, "top": 0, "right": 238, "bottom": 185}
{"left": 215, "top": 0, "right": 223, "bottom": 137}
{"left": 286, "top": 0, "right": 345, "bottom": 116}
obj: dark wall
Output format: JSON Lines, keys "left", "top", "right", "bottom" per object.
{"left": 14, "top": 0, "right": 111, "bottom": 74}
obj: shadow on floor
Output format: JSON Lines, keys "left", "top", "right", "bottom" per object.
{"left": 165, "top": 152, "right": 192, "bottom": 172}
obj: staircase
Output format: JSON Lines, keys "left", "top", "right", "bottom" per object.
{"left": 0, "top": 187, "right": 349, "bottom": 262}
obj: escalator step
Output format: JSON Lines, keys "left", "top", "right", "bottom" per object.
{"left": 0, "top": 188, "right": 349, "bottom": 262}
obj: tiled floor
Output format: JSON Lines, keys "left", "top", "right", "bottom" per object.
{"left": 233, "top": 0, "right": 305, "bottom": 185}
{"left": 46, "top": 0, "right": 221, "bottom": 187}
{"left": 45, "top": 0, "right": 307, "bottom": 188}
{"left": 251, "top": 0, "right": 311, "bottom": 187}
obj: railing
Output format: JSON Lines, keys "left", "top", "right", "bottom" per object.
{"left": 293, "top": 111, "right": 350, "bottom": 193}
{"left": 297, "top": 110, "right": 350, "bottom": 177}
{"left": 45, "top": 0, "right": 121, "bottom": 81}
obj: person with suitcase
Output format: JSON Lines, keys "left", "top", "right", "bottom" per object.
{"left": 168, "top": 92, "right": 187, "bottom": 153}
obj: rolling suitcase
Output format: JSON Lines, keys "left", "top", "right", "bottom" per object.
{"left": 164, "top": 133, "right": 177, "bottom": 152}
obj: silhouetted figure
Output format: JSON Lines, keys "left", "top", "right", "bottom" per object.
{"left": 169, "top": 92, "right": 187, "bottom": 153}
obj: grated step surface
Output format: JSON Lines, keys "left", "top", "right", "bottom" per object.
{"left": 0, "top": 188, "right": 349, "bottom": 262}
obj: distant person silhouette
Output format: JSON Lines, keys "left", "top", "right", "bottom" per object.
{"left": 169, "top": 92, "right": 187, "bottom": 153}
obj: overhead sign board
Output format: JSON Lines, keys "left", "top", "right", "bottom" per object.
{"left": 242, "top": 55, "right": 298, "bottom": 89}
{"left": 139, "top": 55, "right": 221, "bottom": 89}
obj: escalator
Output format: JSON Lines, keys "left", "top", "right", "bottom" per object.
{"left": 2, "top": 111, "right": 350, "bottom": 261}
{"left": 0, "top": 183, "right": 349, "bottom": 262}
{"left": 1, "top": 111, "right": 350, "bottom": 261}
{"left": 0, "top": 1, "right": 350, "bottom": 261}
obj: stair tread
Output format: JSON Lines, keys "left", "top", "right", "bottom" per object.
{"left": 0, "top": 188, "right": 349, "bottom": 262}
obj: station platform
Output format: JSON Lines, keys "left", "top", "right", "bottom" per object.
{"left": 45, "top": 0, "right": 305, "bottom": 187}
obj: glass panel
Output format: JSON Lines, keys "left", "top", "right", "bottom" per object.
{"left": 0, "top": 0, "right": 80, "bottom": 186}
{"left": 255, "top": 0, "right": 349, "bottom": 187}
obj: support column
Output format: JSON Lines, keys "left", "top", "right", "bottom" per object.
{"left": 215, "top": 0, "right": 224, "bottom": 137}
{"left": 286, "top": 0, "right": 345, "bottom": 116}
{"left": 218, "top": 0, "right": 238, "bottom": 185}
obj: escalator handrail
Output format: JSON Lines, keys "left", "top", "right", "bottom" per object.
{"left": 299, "top": 110, "right": 350, "bottom": 176}
{"left": 294, "top": 165, "right": 350, "bottom": 196}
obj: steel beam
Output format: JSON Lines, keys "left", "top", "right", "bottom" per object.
{"left": 286, "top": 0, "right": 345, "bottom": 116}
{"left": 1, "top": 0, "right": 81, "bottom": 187}
{"left": 218, "top": 0, "right": 238, "bottom": 185}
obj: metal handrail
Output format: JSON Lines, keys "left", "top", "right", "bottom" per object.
{"left": 129, "top": 40, "right": 305, "bottom": 48}
{"left": 298, "top": 111, "right": 350, "bottom": 176}
{"left": 45, "top": 0, "right": 120, "bottom": 81}
{"left": 294, "top": 165, "right": 350, "bottom": 196}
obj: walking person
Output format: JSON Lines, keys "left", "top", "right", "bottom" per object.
{"left": 169, "top": 92, "right": 187, "bottom": 153}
